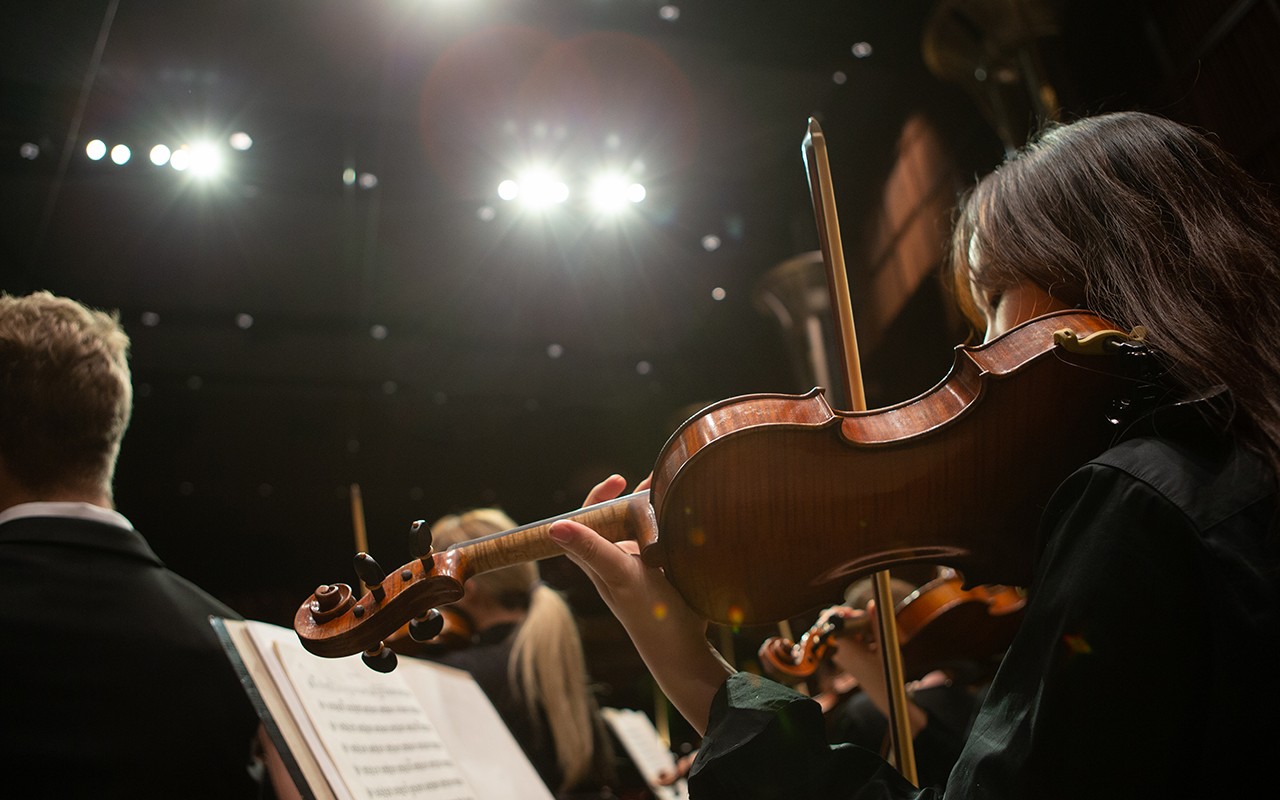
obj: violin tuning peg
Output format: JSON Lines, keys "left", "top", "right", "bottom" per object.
{"left": 408, "top": 608, "right": 445, "bottom": 643}
{"left": 361, "top": 642, "right": 398, "bottom": 673}
{"left": 353, "top": 552, "right": 387, "bottom": 602}
{"left": 409, "top": 519, "right": 433, "bottom": 563}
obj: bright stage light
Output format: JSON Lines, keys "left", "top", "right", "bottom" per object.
{"left": 589, "top": 174, "right": 630, "bottom": 213}
{"left": 588, "top": 174, "right": 646, "bottom": 214}
{"left": 514, "top": 170, "right": 569, "bottom": 208}
{"left": 170, "top": 148, "right": 191, "bottom": 171}
{"left": 150, "top": 144, "right": 172, "bottom": 166}
{"left": 187, "top": 141, "right": 224, "bottom": 177}
{"left": 497, "top": 179, "right": 519, "bottom": 201}
{"left": 110, "top": 144, "right": 131, "bottom": 165}
{"left": 228, "top": 131, "right": 253, "bottom": 151}
{"left": 86, "top": 139, "right": 107, "bottom": 161}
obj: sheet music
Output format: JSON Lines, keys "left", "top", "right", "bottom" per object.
{"left": 274, "top": 643, "right": 477, "bottom": 800}
{"left": 230, "top": 620, "right": 553, "bottom": 800}
{"left": 601, "top": 708, "right": 689, "bottom": 800}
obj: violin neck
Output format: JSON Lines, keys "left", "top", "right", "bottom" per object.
{"left": 450, "top": 490, "right": 655, "bottom": 577}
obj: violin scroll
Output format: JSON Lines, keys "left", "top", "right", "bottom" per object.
{"left": 759, "top": 610, "right": 862, "bottom": 681}
{"left": 294, "top": 537, "right": 467, "bottom": 665}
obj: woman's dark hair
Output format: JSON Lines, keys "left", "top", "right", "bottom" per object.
{"left": 949, "top": 111, "right": 1280, "bottom": 481}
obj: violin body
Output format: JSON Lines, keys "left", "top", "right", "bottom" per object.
{"left": 644, "top": 310, "right": 1143, "bottom": 625}
{"left": 295, "top": 310, "right": 1146, "bottom": 658}
{"left": 892, "top": 579, "right": 1025, "bottom": 679}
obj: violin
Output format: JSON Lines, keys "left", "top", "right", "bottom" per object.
{"left": 758, "top": 573, "right": 1027, "bottom": 683}
{"left": 294, "top": 310, "right": 1148, "bottom": 668}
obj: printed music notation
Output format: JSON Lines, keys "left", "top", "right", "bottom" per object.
{"left": 217, "top": 619, "right": 554, "bottom": 800}
{"left": 274, "top": 644, "right": 477, "bottom": 800}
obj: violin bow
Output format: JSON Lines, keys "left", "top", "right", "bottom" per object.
{"left": 803, "top": 118, "right": 919, "bottom": 785}
{"left": 350, "top": 484, "right": 370, "bottom": 584}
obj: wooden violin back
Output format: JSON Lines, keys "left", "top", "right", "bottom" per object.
{"left": 644, "top": 310, "right": 1145, "bottom": 626}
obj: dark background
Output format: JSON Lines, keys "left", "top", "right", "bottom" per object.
{"left": 3, "top": 0, "right": 1278, "bottom": 737}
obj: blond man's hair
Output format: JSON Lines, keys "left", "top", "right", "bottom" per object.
{"left": 0, "top": 291, "right": 132, "bottom": 499}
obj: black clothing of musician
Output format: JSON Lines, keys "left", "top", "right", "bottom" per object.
{"left": 0, "top": 511, "right": 262, "bottom": 797}
{"left": 687, "top": 409, "right": 1280, "bottom": 799}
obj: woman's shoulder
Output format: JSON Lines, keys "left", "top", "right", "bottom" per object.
{"left": 1084, "top": 418, "right": 1274, "bottom": 533}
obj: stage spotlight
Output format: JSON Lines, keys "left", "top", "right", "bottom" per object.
{"left": 516, "top": 169, "right": 569, "bottom": 208}
{"left": 342, "top": 168, "right": 357, "bottom": 186}
{"left": 228, "top": 131, "right": 253, "bottom": 151}
{"left": 150, "top": 144, "right": 172, "bottom": 166}
{"left": 169, "top": 148, "right": 191, "bottom": 171}
{"left": 187, "top": 141, "right": 224, "bottom": 177}
{"left": 19, "top": 143, "right": 39, "bottom": 160}
{"left": 86, "top": 139, "right": 107, "bottom": 160}
{"left": 589, "top": 174, "right": 647, "bottom": 214}
{"left": 497, "top": 179, "right": 519, "bottom": 201}
{"left": 110, "top": 144, "right": 131, "bottom": 165}
{"left": 589, "top": 174, "right": 629, "bottom": 213}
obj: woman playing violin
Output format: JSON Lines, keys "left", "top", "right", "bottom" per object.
{"left": 549, "top": 111, "right": 1280, "bottom": 798}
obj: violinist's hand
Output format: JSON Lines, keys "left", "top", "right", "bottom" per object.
{"left": 656, "top": 749, "right": 697, "bottom": 786}
{"left": 551, "top": 474, "right": 733, "bottom": 735}
{"left": 826, "top": 600, "right": 929, "bottom": 736}
{"left": 822, "top": 605, "right": 877, "bottom": 685}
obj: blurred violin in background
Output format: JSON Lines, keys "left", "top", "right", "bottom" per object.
{"left": 759, "top": 570, "right": 1027, "bottom": 687}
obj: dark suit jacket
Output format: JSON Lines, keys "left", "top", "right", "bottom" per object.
{"left": 0, "top": 515, "right": 261, "bottom": 798}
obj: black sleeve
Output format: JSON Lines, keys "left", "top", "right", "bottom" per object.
{"left": 687, "top": 672, "right": 935, "bottom": 800}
